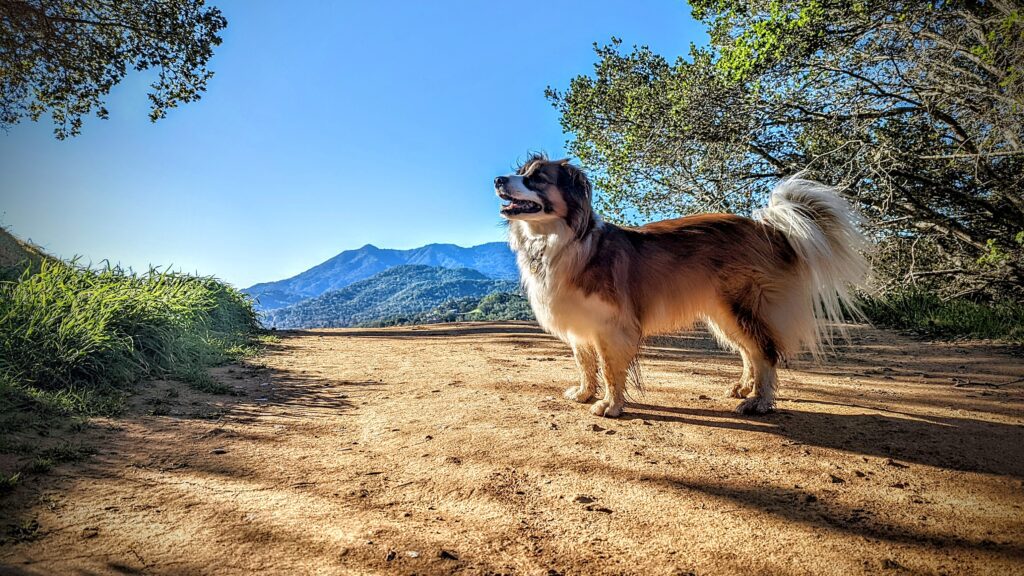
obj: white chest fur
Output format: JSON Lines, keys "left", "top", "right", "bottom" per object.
{"left": 509, "top": 222, "right": 616, "bottom": 344}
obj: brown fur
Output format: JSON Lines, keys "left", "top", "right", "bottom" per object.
{"left": 498, "top": 155, "right": 851, "bottom": 417}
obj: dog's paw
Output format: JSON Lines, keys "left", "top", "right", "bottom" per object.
{"left": 734, "top": 396, "right": 775, "bottom": 415}
{"left": 590, "top": 399, "right": 624, "bottom": 418}
{"left": 727, "top": 383, "right": 752, "bottom": 399}
{"left": 564, "top": 385, "right": 595, "bottom": 403}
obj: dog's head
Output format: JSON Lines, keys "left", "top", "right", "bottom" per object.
{"left": 494, "top": 154, "right": 594, "bottom": 237}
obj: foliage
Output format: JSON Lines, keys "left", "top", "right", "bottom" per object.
{"left": 548, "top": 1, "right": 1024, "bottom": 301}
{"left": 264, "top": 265, "right": 520, "bottom": 329}
{"left": 863, "top": 290, "right": 1024, "bottom": 342}
{"left": 0, "top": 258, "right": 259, "bottom": 434}
{"left": 364, "top": 291, "right": 534, "bottom": 327}
{"left": 0, "top": 0, "right": 227, "bottom": 138}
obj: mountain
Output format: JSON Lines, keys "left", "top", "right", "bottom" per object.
{"left": 244, "top": 242, "right": 517, "bottom": 311}
{"left": 263, "top": 265, "right": 520, "bottom": 329}
{"left": 362, "top": 291, "right": 534, "bottom": 327}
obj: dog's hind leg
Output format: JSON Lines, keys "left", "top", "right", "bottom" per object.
{"left": 705, "top": 318, "right": 754, "bottom": 399}
{"left": 590, "top": 329, "right": 640, "bottom": 418}
{"left": 729, "top": 349, "right": 755, "bottom": 399}
{"left": 565, "top": 342, "right": 599, "bottom": 403}
{"left": 708, "top": 302, "right": 779, "bottom": 414}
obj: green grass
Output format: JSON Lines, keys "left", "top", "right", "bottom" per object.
{"left": 863, "top": 290, "right": 1024, "bottom": 342}
{"left": 0, "top": 472, "right": 20, "bottom": 495}
{"left": 0, "top": 259, "right": 260, "bottom": 438}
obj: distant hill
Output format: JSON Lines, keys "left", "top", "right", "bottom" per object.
{"left": 361, "top": 290, "right": 534, "bottom": 327}
{"left": 263, "top": 265, "right": 520, "bottom": 329}
{"left": 245, "top": 242, "right": 517, "bottom": 311}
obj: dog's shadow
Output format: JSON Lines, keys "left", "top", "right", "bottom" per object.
{"left": 623, "top": 402, "right": 1024, "bottom": 479}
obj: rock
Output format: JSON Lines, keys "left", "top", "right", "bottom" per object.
{"left": 589, "top": 424, "right": 605, "bottom": 432}
{"left": 210, "top": 448, "right": 228, "bottom": 455}
{"left": 406, "top": 551, "right": 420, "bottom": 558}
{"left": 385, "top": 550, "right": 396, "bottom": 561}
{"left": 829, "top": 474, "right": 845, "bottom": 484}
{"left": 438, "top": 549, "right": 459, "bottom": 560}
{"left": 573, "top": 495, "right": 595, "bottom": 504}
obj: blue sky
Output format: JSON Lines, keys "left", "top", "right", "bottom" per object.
{"left": 0, "top": 1, "right": 703, "bottom": 288}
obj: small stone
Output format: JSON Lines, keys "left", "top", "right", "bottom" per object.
{"left": 438, "top": 549, "right": 459, "bottom": 560}
{"left": 210, "top": 448, "right": 228, "bottom": 455}
{"left": 698, "top": 395, "right": 711, "bottom": 400}
{"left": 605, "top": 430, "right": 616, "bottom": 435}
{"left": 81, "top": 527, "right": 99, "bottom": 539}
{"left": 590, "top": 424, "right": 605, "bottom": 432}
{"left": 883, "top": 458, "right": 908, "bottom": 468}
{"left": 406, "top": 551, "right": 420, "bottom": 558}
{"left": 573, "top": 495, "right": 595, "bottom": 504}
{"left": 385, "top": 550, "right": 396, "bottom": 561}
{"left": 829, "top": 474, "right": 845, "bottom": 484}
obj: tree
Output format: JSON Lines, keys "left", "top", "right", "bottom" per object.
{"left": 548, "top": 1, "right": 1024, "bottom": 300}
{"left": 1, "top": 0, "right": 226, "bottom": 139}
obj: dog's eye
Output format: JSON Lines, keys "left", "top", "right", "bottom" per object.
{"left": 526, "top": 174, "right": 547, "bottom": 187}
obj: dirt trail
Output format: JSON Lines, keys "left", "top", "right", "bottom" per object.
{"left": 1, "top": 322, "right": 1023, "bottom": 575}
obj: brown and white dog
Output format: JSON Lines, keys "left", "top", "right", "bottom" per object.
{"left": 496, "top": 154, "right": 868, "bottom": 417}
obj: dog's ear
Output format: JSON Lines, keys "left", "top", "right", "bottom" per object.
{"left": 556, "top": 159, "right": 592, "bottom": 203}
{"left": 556, "top": 159, "right": 595, "bottom": 238}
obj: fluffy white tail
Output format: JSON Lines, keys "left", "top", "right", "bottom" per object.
{"left": 755, "top": 176, "right": 870, "bottom": 358}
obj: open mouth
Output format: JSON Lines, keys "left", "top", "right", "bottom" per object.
{"left": 498, "top": 192, "right": 542, "bottom": 216}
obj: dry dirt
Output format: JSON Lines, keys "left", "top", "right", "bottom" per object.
{"left": 1, "top": 322, "right": 1023, "bottom": 575}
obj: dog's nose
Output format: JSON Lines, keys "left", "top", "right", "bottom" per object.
{"left": 494, "top": 176, "right": 509, "bottom": 188}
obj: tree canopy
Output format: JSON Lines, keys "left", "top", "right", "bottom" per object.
{"left": 548, "top": 0, "right": 1024, "bottom": 300}
{"left": 1, "top": 0, "right": 226, "bottom": 138}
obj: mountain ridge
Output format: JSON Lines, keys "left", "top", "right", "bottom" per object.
{"left": 262, "top": 264, "right": 520, "bottom": 329}
{"left": 245, "top": 241, "right": 518, "bottom": 311}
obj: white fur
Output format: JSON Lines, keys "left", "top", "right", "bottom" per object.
{"left": 754, "top": 176, "right": 870, "bottom": 358}
{"left": 507, "top": 220, "right": 612, "bottom": 342}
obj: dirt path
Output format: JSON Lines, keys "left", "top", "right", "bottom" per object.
{"left": 1, "top": 322, "right": 1023, "bottom": 575}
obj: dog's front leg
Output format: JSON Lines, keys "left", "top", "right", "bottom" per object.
{"left": 590, "top": 333, "right": 639, "bottom": 418}
{"left": 565, "top": 343, "right": 599, "bottom": 403}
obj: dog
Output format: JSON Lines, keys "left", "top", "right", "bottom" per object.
{"left": 495, "top": 154, "right": 868, "bottom": 417}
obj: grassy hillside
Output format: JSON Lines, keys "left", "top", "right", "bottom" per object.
{"left": 0, "top": 227, "right": 51, "bottom": 279}
{"left": 0, "top": 229, "right": 261, "bottom": 489}
{"left": 263, "top": 265, "right": 519, "bottom": 328}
